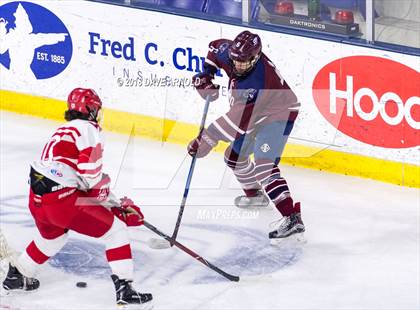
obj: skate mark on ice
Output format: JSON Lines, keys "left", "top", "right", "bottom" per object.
{"left": 136, "top": 223, "right": 303, "bottom": 284}
{"left": 0, "top": 196, "right": 35, "bottom": 227}
{"left": 133, "top": 250, "right": 180, "bottom": 285}
{"left": 142, "top": 260, "right": 193, "bottom": 286}
{"left": 130, "top": 229, "right": 215, "bottom": 285}
{"left": 139, "top": 223, "right": 303, "bottom": 284}
{"left": 0, "top": 195, "right": 26, "bottom": 208}
{"left": 1, "top": 206, "right": 302, "bottom": 284}
{"left": 49, "top": 239, "right": 152, "bottom": 280}
{"left": 137, "top": 242, "right": 209, "bottom": 285}
{"left": 49, "top": 240, "right": 110, "bottom": 279}
{"left": 185, "top": 223, "right": 303, "bottom": 283}
{"left": 0, "top": 303, "right": 22, "bottom": 310}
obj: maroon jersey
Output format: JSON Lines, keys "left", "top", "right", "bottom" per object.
{"left": 203, "top": 39, "right": 299, "bottom": 142}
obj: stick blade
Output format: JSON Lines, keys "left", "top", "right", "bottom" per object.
{"left": 147, "top": 237, "right": 172, "bottom": 249}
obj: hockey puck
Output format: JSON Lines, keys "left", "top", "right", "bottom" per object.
{"left": 76, "top": 281, "right": 87, "bottom": 288}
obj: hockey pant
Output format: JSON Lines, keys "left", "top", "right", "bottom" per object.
{"left": 225, "top": 120, "right": 295, "bottom": 216}
{"left": 16, "top": 188, "right": 134, "bottom": 280}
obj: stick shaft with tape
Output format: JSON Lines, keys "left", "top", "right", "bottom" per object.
{"left": 170, "top": 95, "right": 212, "bottom": 243}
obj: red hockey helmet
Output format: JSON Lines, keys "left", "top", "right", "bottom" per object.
{"left": 67, "top": 88, "right": 102, "bottom": 121}
{"left": 228, "top": 30, "right": 262, "bottom": 75}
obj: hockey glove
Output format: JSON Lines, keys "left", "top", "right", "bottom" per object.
{"left": 187, "top": 129, "right": 218, "bottom": 158}
{"left": 85, "top": 173, "right": 111, "bottom": 202}
{"left": 111, "top": 196, "right": 144, "bottom": 226}
{"left": 192, "top": 73, "right": 220, "bottom": 102}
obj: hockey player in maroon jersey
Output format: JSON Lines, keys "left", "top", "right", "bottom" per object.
{"left": 188, "top": 30, "right": 305, "bottom": 242}
{"left": 2, "top": 88, "right": 153, "bottom": 306}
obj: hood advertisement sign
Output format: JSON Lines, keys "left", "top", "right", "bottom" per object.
{"left": 313, "top": 56, "right": 419, "bottom": 149}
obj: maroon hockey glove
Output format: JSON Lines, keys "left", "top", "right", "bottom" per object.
{"left": 192, "top": 74, "right": 220, "bottom": 102}
{"left": 85, "top": 173, "right": 111, "bottom": 202}
{"left": 187, "top": 129, "right": 218, "bottom": 158}
{"left": 111, "top": 196, "right": 144, "bottom": 226}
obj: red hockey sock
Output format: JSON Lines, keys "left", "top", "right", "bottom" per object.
{"left": 106, "top": 244, "right": 132, "bottom": 262}
{"left": 243, "top": 188, "right": 261, "bottom": 197}
{"left": 106, "top": 244, "right": 134, "bottom": 280}
{"left": 26, "top": 241, "right": 49, "bottom": 264}
{"left": 274, "top": 197, "right": 295, "bottom": 217}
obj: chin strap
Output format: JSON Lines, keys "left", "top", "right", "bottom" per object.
{"left": 86, "top": 106, "right": 99, "bottom": 122}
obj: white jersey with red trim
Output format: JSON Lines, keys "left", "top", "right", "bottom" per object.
{"left": 31, "top": 119, "right": 104, "bottom": 191}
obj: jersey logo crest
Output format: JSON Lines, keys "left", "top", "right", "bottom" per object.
{"left": 260, "top": 143, "right": 271, "bottom": 153}
{"left": 219, "top": 43, "right": 229, "bottom": 53}
{"left": 50, "top": 169, "right": 63, "bottom": 177}
{"left": 243, "top": 88, "right": 258, "bottom": 102}
{"left": 0, "top": 1, "right": 73, "bottom": 80}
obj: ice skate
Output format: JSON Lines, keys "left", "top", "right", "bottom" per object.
{"left": 2, "top": 263, "right": 39, "bottom": 292}
{"left": 234, "top": 190, "right": 269, "bottom": 208}
{"left": 269, "top": 206, "right": 305, "bottom": 244}
{"left": 111, "top": 274, "right": 153, "bottom": 309}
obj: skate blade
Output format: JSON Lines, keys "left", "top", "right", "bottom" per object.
{"left": 117, "top": 301, "right": 154, "bottom": 310}
{"left": 0, "top": 286, "right": 38, "bottom": 297}
{"left": 270, "top": 232, "right": 306, "bottom": 246}
{"left": 235, "top": 200, "right": 271, "bottom": 209}
{"left": 235, "top": 204, "right": 270, "bottom": 209}
{"left": 0, "top": 286, "right": 10, "bottom": 297}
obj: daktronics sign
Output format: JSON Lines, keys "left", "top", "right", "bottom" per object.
{"left": 313, "top": 56, "right": 419, "bottom": 148}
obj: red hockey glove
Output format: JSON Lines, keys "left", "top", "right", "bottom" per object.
{"left": 111, "top": 196, "right": 144, "bottom": 226}
{"left": 192, "top": 74, "right": 220, "bottom": 102}
{"left": 85, "top": 173, "right": 111, "bottom": 202}
{"left": 187, "top": 129, "right": 218, "bottom": 158}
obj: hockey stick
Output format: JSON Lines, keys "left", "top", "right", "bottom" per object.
{"left": 107, "top": 195, "right": 239, "bottom": 282}
{"left": 143, "top": 220, "right": 240, "bottom": 282}
{"left": 148, "top": 95, "right": 212, "bottom": 250}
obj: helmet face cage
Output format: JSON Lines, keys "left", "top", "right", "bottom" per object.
{"left": 229, "top": 31, "right": 262, "bottom": 76}
{"left": 231, "top": 55, "right": 260, "bottom": 75}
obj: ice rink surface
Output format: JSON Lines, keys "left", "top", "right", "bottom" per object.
{"left": 0, "top": 111, "right": 419, "bottom": 310}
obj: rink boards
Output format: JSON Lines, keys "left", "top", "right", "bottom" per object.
{"left": 0, "top": 0, "right": 418, "bottom": 187}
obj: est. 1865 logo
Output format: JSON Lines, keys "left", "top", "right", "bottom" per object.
{"left": 313, "top": 56, "right": 419, "bottom": 149}
{"left": 0, "top": 1, "right": 72, "bottom": 80}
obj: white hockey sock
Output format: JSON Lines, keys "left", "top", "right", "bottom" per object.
{"left": 101, "top": 218, "right": 134, "bottom": 280}
{"left": 16, "top": 232, "right": 68, "bottom": 278}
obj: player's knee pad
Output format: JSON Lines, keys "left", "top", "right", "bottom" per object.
{"left": 224, "top": 146, "right": 250, "bottom": 170}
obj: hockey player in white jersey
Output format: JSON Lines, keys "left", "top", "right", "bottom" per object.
{"left": 2, "top": 88, "right": 153, "bottom": 307}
